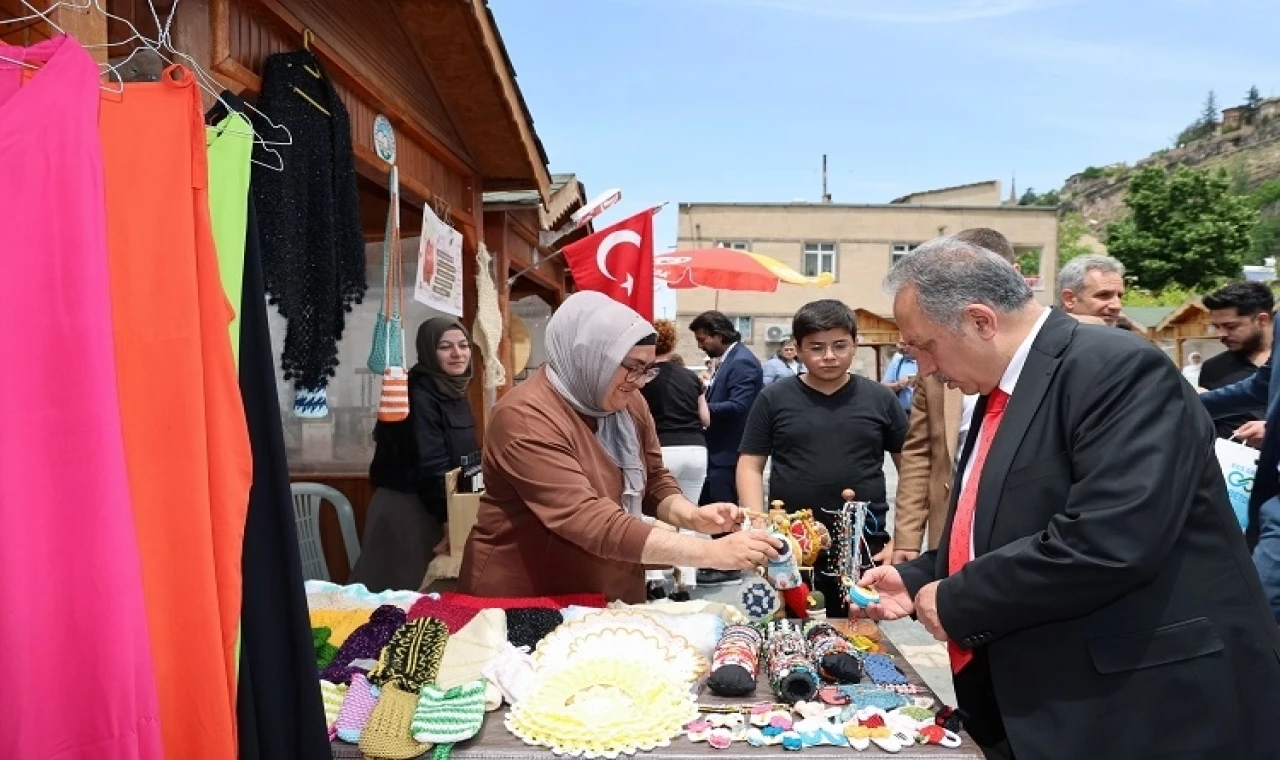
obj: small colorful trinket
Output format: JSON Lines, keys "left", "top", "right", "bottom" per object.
{"left": 846, "top": 581, "right": 880, "bottom": 608}
{"left": 707, "top": 728, "right": 733, "bottom": 750}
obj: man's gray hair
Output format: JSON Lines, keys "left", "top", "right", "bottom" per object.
{"left": 1057, "top": 254, "right": 1125, "bottom": 303}
{"left": 884, "top": 236, "right": 1034, "bottom": 330}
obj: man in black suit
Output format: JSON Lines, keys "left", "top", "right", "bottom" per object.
{"left": 690, "top": 310, "right": 763, "bottom": 585}
{"left": 858, "top": 237, "right": 1280, "bottom": 760}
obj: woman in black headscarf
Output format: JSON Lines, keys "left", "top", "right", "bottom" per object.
{"left": 351, "top": 318, "right": 479, "bottom": 592}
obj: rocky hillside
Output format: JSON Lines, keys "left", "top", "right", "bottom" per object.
{"left": 1060, "top": 117, "right": 1280, "bottom": 234}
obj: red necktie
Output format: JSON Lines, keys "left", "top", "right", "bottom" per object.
{"left": 947, "top": 388, "right": 1009, "bottom": 673}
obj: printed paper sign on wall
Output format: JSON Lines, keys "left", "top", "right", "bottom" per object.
{"left": 415, "top": 202, "right": 464, "bottom": 316}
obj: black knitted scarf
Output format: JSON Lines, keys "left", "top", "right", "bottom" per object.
{"left": 252, "top": 51, "right": 366, "bottom": 391}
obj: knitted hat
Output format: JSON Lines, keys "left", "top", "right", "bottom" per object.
{"left": 321, "top": 605, "right": 408, "bottom": 684}
{"left": 411, "top": 679, "right": 488, "bottom": 756}
{"left": 358, "top": 686, "right": 427, "bottom": 759}
{"left": 320, "top": 679, "right": 348, "bottom": 739}
{"left": 407, "top": 596, "right": 482, "bottom": 633}
{"left": 334, "top": 673, "right": 380, "bottom": 743}
{"left": 505, "top": 607, "right": 563, "bottom": 650}
{"left": 310, "top": 607, "right": 379, "bottom": 647}
{"left": 314, "top": 627, "right": 339, "bottom": 669}
{"left": 440, "top": 592, "right": 606, "bottom": 610}
{"left": 435, "top": 608, "right": 507, "bottom": 711}
{"left": 369, "top": 617, "right": 449, "bottom": 693}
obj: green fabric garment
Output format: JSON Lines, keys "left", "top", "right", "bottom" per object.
{"left": 206, "top": 112, "right": 254, "bottom": 368}
{"left": 314, "top": 626, "right": 339, "bottom": 669}
{"left": 206, "top": 113, "right": 254, "bottom": 682}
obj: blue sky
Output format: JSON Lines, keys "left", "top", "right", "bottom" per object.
{"left": 492, "top": 0, "right": 1279, "bottom": 248}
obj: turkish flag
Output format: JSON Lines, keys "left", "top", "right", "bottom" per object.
{"left": 560, "top": 209, "right": 655, "bottom": 320}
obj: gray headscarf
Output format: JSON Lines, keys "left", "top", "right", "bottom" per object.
{"left": 545, "top": 291, "right": 656, "bottom": 515}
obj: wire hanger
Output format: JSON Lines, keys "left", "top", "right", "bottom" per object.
{"left": 0, "top": 0, "right": 89, "bottom": 26}
{"left": 145, "top": 0, "right": 292, "bottom": 170}
{"left": 300, "top": 28, "right": 321, "bottom": 79}
{"left": 1, "top": 1, "right": 125, "bottom": 93}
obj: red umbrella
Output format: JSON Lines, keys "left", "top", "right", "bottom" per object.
{"left": 654, "top": 248, "right": 835, "bottom": 292}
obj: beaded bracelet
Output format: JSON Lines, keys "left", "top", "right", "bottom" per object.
{"left": 707, "top": 625, "right": 765, "bottom": 697}
{"left": 764, "top": 621, "right": 819, "bottom": 704}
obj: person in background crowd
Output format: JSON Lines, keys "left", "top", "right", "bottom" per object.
{"left": 353, "top": 318, "right": 478, "bottom": 593}
{"left": 1114, "top": 314, "right": 1140, "bottom": 332}
{"left": 882, "top": 340, "right": 918, "bottom": 416}
{"left": 737, "top": 300, "right": 907, "bottom": 618}
{"left": 1199, "top": 281, "right": 1274, "bottom": 440}
{"left": 1198, "top": 307, "right": 1280, "bottom": 623}
{"left": 640, "top": 319, "right": 711, "bottom": 602}
{"left": 763, "top": 338, "right": 803, "bottom": 385}
{"left": 1057, "top": 254, "right": 1125, "bottom": 326}
{"left": 1182, "top": 351, "right": 1204, "bottom": 387}
{"left": 689, "top": 310, "right": 763, "bottom": 586}
{"left": 458, "top": 291, "right": 780, "bottom": 604}
{"left": 893, "top": 227, "right": 1018, "bottom": 564}
{"left": 864, "top": 235, "right": 1280, "bottom": 760}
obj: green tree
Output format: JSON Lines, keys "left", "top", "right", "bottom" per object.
{"left": 1057, "top": 211, "right": 1093, "bottom": 265}
{"left": 1248, "top": 179, "right": 1280, "bottom": 263}
{"left": 1106, "top": 165, "right": 1256, "bottom": 292}
{"left": 1246, "top": 85, "right": 1263, "bottom": 114}
{"left": 1018, "top": 188, "right": 1061, "bottom": 206}
{"left": 1122, "top": 285, "right": 1198, "bottom": 307}
{"left": 1176, "top": 90, "right": 1220, "bottom": 146}
{"left": 1200, "top": 90, "right": 1219, "bottom": 126}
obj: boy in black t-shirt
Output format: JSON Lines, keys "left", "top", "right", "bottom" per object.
{"left": 737, "top": 300, "right": 908, "bottom": 618}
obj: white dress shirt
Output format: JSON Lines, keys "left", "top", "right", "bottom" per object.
{"left": 957, "top": 306, "right": 1052, "bottom": 559}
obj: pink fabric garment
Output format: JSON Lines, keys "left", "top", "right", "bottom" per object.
{"left": 0, "top": 35, "right": 164, "bottom": 759}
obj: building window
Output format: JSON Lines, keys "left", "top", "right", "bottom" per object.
{"left": 715, "top": 240, "right": 750, "bottom": 250}
{"left": 803, "top": 242, "right": 836, "bottom": 277}
{"left": 891, "top": 243, "right": 919, "bottom": 265}
{"left": 732, "top": 316, "right": 753, "bottom": 342}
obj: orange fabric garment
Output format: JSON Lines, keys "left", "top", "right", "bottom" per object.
{"left": 100, "top": 68, "right": 252, "bottom": 760}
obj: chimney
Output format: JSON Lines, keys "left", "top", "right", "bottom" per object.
{"left": 822, "top": 154, "right": 833, "bottom": 204}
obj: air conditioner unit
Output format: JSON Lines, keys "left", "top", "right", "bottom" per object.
{"left": 765, "top": 325, "right": 787, "bottom": 342}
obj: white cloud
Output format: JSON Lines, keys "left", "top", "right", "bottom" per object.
{"left": 679, "top": 0, "right": 1070, "bottom": 23}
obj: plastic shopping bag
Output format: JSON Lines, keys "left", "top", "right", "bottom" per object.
{"left": 1215, "top": 437, "right": 1257, "bottom": 530}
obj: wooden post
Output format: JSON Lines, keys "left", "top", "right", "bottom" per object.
{"left": 494, "top": 214, "right": 512, "bottom": 399}
{"left": 53, "top": 3, "right": 107, "bottom": 61}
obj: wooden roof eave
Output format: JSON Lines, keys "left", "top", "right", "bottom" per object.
{"left": 1154, "top": 298, "right": 1208, "bottom": 332}
{"left": 472, "top": 0, "right": 552, "bottom": 203}
{"left": 393, "top": 0, "right": 551, "bottom": 205}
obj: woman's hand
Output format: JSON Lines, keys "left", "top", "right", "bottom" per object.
{"left": 706, "top": 531, "right": 781, "bottom": 571}
{"left": 689, "top": 503, "right": 742, "bottom": 535}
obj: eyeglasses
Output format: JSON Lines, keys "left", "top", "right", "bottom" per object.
{"left": 802, "top": 341, "right": 854, "bottom": 358}
{"left": 621, "top": 361, "right": 661, "bottom": 383}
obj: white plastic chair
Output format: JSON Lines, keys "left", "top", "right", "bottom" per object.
{"left": 291, "top": 483, "right": 361, "bottom": 581}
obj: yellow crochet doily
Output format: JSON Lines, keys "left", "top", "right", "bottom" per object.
{"left": 533, "top": 614, "right": 706, "bottom": 682}
{"left": 505, "top": 657, "right": 698, "bottom": 758}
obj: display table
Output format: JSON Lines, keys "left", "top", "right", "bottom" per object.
{"left": 330, "top": 633, "right": 981, "bottom": 759}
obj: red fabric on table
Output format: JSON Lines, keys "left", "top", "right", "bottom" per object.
{"left": 439, "top": 592, "right": 607, "bottom": 610}
{"left": 406, "top": 597, "right": 481, "bottom": 633}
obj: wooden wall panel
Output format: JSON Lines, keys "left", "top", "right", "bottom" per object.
{"left": 217, "top": 0, "right": 473, "bottom": 216}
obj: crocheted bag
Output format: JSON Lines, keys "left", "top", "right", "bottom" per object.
{"left": 374, "top": 168, "right": 409, "bottom": 423}
{"left": 368, "top": 167, "right": 404, "bottom": 375}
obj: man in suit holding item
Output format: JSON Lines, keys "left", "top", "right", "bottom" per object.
{"left": 893, "top": 228, "right": 1018, "bottom": 562}
{"left": 860, "top": 236, "right": 1280, "bottom": 760}
{"left": 690, "top": 310, "right": 763, "bottom": 585}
